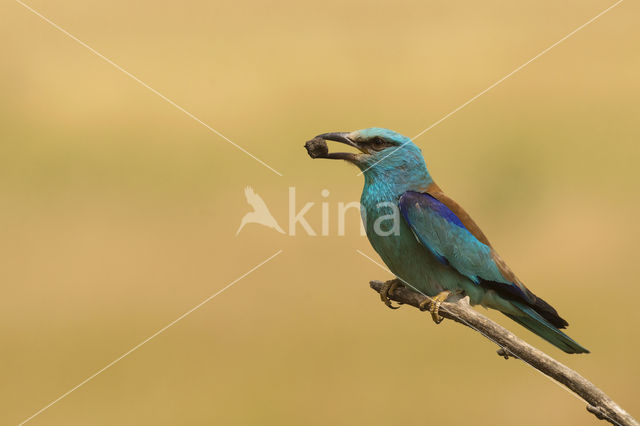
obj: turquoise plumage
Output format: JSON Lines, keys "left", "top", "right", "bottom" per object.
{"left": 310, "top": 127, "right": 589, "bottom": 354}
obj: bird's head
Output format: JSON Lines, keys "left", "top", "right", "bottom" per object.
{"left": 309, "top": 127, "right": 429, "bottom": 180}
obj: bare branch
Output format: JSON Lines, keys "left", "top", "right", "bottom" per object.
{"left": 370, "top": 280, "right": 638, "bottom": 426}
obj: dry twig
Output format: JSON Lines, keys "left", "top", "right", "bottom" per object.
{"left": 370, "top": 280, "right": 638, "bottom": 426}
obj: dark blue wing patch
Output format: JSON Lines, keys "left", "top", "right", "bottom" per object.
{"left": 399, "top": 191, "right": 465, "bottom": 228}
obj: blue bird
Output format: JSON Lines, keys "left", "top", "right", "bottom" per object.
{"left": 309, "top": 127, "right": 589, "bottom": 354}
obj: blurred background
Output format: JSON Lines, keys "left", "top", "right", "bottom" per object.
{"left": 1, "top": 0, "right": 638, "bottom": 424}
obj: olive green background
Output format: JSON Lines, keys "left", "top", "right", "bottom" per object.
{"left": 1, "top": 0, "right": 638, "bottom": 424}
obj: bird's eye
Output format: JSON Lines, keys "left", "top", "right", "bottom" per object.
{"left": 370, "top": 137, "right": 388, "bottom": 151}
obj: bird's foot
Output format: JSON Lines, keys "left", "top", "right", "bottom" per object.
{"left": 418, "top": 290, "right": 451, "bottom": 324}
{"left": 380, "top": 279, "right": 403, "bottom": 310}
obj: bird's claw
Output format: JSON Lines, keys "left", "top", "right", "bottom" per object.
{"left": 380, "top": 279, "right": 403, "bottom": 310}
{"left": 418, "top": 290, "right": 451, "bottom": 324}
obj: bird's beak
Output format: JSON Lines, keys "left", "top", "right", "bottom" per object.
{"left": 313, "top": 132, "right": 364, "bottom": 161}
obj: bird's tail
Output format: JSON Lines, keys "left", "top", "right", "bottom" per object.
{"left": 504, "top": 302, "right": 590, "bottom": 354}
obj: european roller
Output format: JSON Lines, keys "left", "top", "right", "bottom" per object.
{"left": 306, "top": 127, "right": 589, "bottom": 354}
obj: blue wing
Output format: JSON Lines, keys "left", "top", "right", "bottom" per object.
{"left": 398, "top": 191, "right": 533, "bottom": 303}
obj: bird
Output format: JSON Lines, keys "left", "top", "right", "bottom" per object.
{"left": 236, "top": 186, "right": 285, "bottom": 235}
{"left": 308, "top": 127, "right": 589, "bottom": 354}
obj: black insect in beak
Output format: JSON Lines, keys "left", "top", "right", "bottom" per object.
{"left": 305, "top": 132, "right": 363, "bottom": 161}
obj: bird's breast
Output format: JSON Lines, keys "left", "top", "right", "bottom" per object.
{"left": 359, "top": 183, "right": 471, "bottom": 297}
